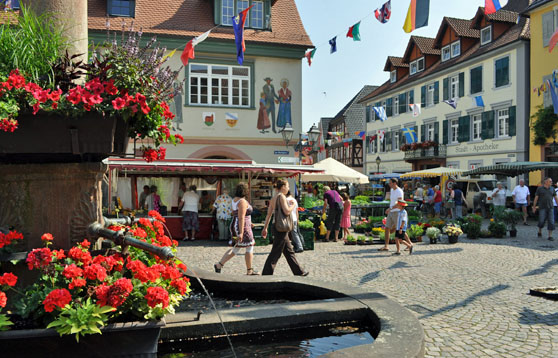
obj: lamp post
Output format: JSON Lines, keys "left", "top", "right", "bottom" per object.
{"left": 280, "top": 126, "right": 294, "bottom": 148}
{"left": 307, "top": 123, "right": 321, "bottom": 152}
{"left": 376, "top": 156, "right": 381, "bottom": 173}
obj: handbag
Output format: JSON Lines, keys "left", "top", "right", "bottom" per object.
{"left": 335, "top": 200, "right": 344, "bottom": 211}
{"left": 274, "top": 194, "right": 294, "bottom": 232}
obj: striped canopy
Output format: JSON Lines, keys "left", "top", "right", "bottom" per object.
{"left": 463, "top": 162, "right": 558, "bottom": 177}
{"left": 400, "top": 167, "right": 466, "bottom": 178}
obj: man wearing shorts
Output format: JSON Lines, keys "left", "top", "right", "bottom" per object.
{"left": 322, "top": 186, "right": 343, "bottom": 242}
{"left": 533, "top": 177, "right": 558, "bottom": 241}
{"left": 179, "top": 185, "right": 200, "bottom": 241}
{"left": 512, "top": 179, "right": 530, "bottom": 225}
{"left": 379, "top": 178, "right": 404, "bottom": 252}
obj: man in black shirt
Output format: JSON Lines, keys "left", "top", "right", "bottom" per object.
{"left": 532, "top": 177, "right": 558, "bottom": 241}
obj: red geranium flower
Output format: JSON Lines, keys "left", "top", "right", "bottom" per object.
{"left": 142, "top": 148, "right": 158, "bottom": 163}
{"left": 157, "top": 147, "right": 166, "bottom": 160}
{"left": 148, "top": 210, "right": 166, "bottom": 223}
{"left": 80, "top": 239, "right": 91, "bottom": 249}
{"left": 41, "top": 233, "right": 54, "bottom": 242}
{"left": 0, "top": 230, "right": 23, "bottom": 248}
{"left": 43, "top": 288, "right": 72, "bottom": 312}
{"left": 95, "top": 278, "right": 133, "bottom": 308}
{"left": 0, "top": 291, "right": 6, "bottom": 308}
{"left": 145, "top": 286, "right": 169, "bottom": 308}
{"left": 26, "top": 247, "right": 53, "bottom": 270}
{"left": 84, "top": 263, "right": 107, "bottom": 281}
{"left": 103, "top": 80, "right": 118, "bottom": 95}
{"left": 0, "top": 272, "right": 18, "bottom": 287}
{"left": 68, "top": 247, "right": 92, "bottom": 266}
{"left": 175, "top": 134, "right": 184, "bottom": 144}
{"left": 53, "top": 249, "right": 66, "bottom": 260}
{"left": 171, "top": 279, "right": 189, "bottom": 295}
{"left": 0, "top": 118, "right": 18, "bottom": 133}
{"left": 69, "top": 278, "right": 86, "bottom": 290}
{"left": 62, "top": 263, "right": 83, "bottom": 279}
{"left": 66, "top": 86, "right": 82, "bottom": 105}
{"left": 112, "top": 97, "right": 126, "bottom": 110}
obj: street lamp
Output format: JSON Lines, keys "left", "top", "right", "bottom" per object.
{"left": 376, "top": 156, "right": 381, "bottom": 173}
{"left": 280, "top": 126, "right": 294, "bottom": 148}
{"left": 307, "top": 123, "right": 320, "bottom": 152}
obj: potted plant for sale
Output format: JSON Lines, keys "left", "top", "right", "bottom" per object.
{"left": 462, "top": 214, "right": 482, "bottom": 239}
{"left": 0, "top": 211, "right": 191, "bottom": 356}
{"left": 501, "top": 209, "right": 523, "bottom": 237}
{"left": 443, "top": 223, "right": 463, "bottom": 244}
{"left": 407, "top": 224, "right": 424, "bottom": 242}
{"left": 488, "top": 219, "right": 507, "bottom": 238}
{"left": 425, "top": 227, "right": 441, "bottom": 244}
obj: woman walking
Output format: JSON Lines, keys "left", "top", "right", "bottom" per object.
{"left": 340, "top": 192, "right": 352, "bottom": 241}
{"left": 262, "top": 179, "right": 308, "bottom": 276}
{"left": 213, "top": 183, "right": 258, "bottom": 275}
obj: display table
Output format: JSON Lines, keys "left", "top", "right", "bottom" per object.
{"left": 164, "top": 213, "right": 215, "bottom": 240}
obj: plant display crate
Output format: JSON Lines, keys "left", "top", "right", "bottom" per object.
{"left": 300, "top": 229, "right": 314, "bottom": 250}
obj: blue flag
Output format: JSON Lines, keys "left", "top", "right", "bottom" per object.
{"left": 373, "top": 106, "right": 387, "bottom": 122}
{"left": 232, "top": 5, "right": 253, "bottom": 65}
{"left": 402, "top": 127, "right": 418, "bottom": 143}
{"left": 443, "top": 99, "right": 458, "bottom": 109}
{"left": 473, "top": 95, "right": 484, "bottom": 107}
{"left": 329, "top": 36, "right": 337, "bottom": 54}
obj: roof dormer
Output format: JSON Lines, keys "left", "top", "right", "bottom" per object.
{"left": 402, "top": 36, "right": 440, "bottom": 76}
{"left": 470, "top": 6, "right": 518, "bottom": 45}
{"left": 434, "top": 17, "right": 479, "bottom": 61}
{"left": 384, "top": 56, "right": 409, "bottom": 83}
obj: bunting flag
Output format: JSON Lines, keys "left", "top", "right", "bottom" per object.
{"left": 550, "top": 28, "right": 558, "bottom": 53}
{"left": 403, "top": 0, "right": 430, "bottom": 33}
{"left": 484, "top": 0, "right": 508, "bottom": 15}
{"left": 180, "top": 29, "right": 211, "bottom": 66}
{"left": 402, "top": 127, "right": 418, "bottom": 143}
{"left": 473, "top": 95, "right": 485, "bottom": 107}
{"left": 378, "top": 130, "right": 385, "bottom": 142}
{"left": 355, "top": 131, "right": 366, "bottom": 140}
{"left": 328, "top": 131, "right": 344, "bottom": 136}
{"left": 305, "top": 48, "right": 317, "bottom": 66}
{"left": 326, "top": 139, "right": 333, "bottom": 146}
{"left": 232, "top": 5, "right": 254, "bottom": 65}
{"left": 343, "top": 141, "right": 350, "bottom": 148}
{"left": 375, "top": 0, "right": 392, "bottom": 24}
{"left": 443, "top": 98, "right": 458, "bottom": 109}
{"left": 409, "top": 103, "right": 421, "bottom": 117}
{"left": 373, "top": 106, "right": 387, "bottom": 122}
{"left": 346, "top": 22, "right": 361, "bottom": 41}
{"left": 369, "top": 134, "right": 377, "bottom": 142}
{"left": 547, "top": 80, "right": 558, "bottom": 115}
{"left": 329, "top": 36, "right": 337, "bottom": 54}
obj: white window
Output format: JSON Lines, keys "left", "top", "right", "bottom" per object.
{"left": 450, "top": 118, "right": 459, "bottom": 144}
{"left": 410, "top": 61, "right": 418, "bottom": 75}
{"left": 390, "top": 70, "right": 397, "bottom": 83}
{"left": 472, "top": 114, "right": 482, "bottom": 140}
{"left": 250, "top": 0, "right": 264, "bottom": 28}
{"left": 450, "top": 75, "right": 459, "bottom": 99}
{"left": 481, "top": 26, "right": 492, "bottom": 45}
{"left": 237, "top": 0, "right": 249, "bottom": 15}
{"left": 189, "top": 64, "right": 250, "bottom": 107}
{"left": 426, "top": 123, "right": 435, "bottom": 141}
{"left": 427, "top": 84, "right": 435, "bottom": 107}
{"left": 442, "top": 46, "right": 451, "bottom": 62}
{"left": 417, "top": 57, "right": 425, "bottom": 72}
{"left": 451, "top": 41, "right": 460, "bottom": 57}
{"left": 222, "top": 0, "right": 234, "bottom": 25}
{"left": 394, "top": 97, "right": 399, "bottom": 116}
{"left": 393, "top": 131, "right": 400, "bottom": 150}
{"left": 497, "top": 108, "right": 509, "bottom": 137}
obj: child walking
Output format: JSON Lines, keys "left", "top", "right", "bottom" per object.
{"left": 393, "top": 199, "right": 414, "bottom": 255}
{"left": 340, "top": 192, "right": 352, "bottom": 241}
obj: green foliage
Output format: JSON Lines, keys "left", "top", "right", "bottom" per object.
{"left": 425, "top": 227, "right": 441, "bottom": 239}
{"left": 367, "top": 216, "right": 385, "bottom": 223}
{"left": 352, "top": 195, "right": 370, "bottom": 206}
{"left": 462, "top": 214, "right": 482, "bottom": 239}
{"left": 0, "top": 7, "right": 68, "bottom": 87}
{"left": 346, "top": 235, "right": 357, "bottom": 242}
{"left": 531, "top": 105, "right": 558, "bottom": 146}
{"left": 0, "top": 314, "right": 12, "bottom": 331}
{"left": 499, "top": 209, "right": 523, "bottom": 230}
{"left": 303, "top": 196, "right": 324, "bottom": 209}
{"left": 406, "top": 209, "right": 422, "bottom": 219}
{"left": 46, "top": 299, "right": 116, "bottom": 342}
{"left": 488, "top": 220, "right": 507, "bottom": 238}
{"left": 298, "top": 219, "right": 314, "bottom": 230}
{"left": 407, "top": 224, "right": 424, "bottom": 239}
{"left": 480, "top": 230, "right": 492, "bottom": 238}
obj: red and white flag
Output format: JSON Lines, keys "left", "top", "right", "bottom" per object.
{"left": 181, "top": 30, "right": 211, "bottom": 66}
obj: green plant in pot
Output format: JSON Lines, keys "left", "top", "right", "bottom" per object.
{"left": 488, "top": 219, "right": 507, "bottom": 238}
{"left": 345, "top": 235, "right": 357, "bottom": 245}
{"left": 462, "top": 214, "right": 482, "bottom": 239}
{"left": 501, "top": 209, "right": 523, "bottom": 237}
{"left": 425, "top": 227, "right": 441, "bottom": 244}
{"left": 407, "top": 224, "right": 424, "bottom": 242}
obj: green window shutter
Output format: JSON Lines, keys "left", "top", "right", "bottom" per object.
{"left": 509, "top": 106, "right": 516, "bottom": 136}
{"left": 458, "top": 72, "right": 465, "bottom": 97}
{"left": 443, "top": 78, "right": 449, "bottom": 101}
{"left": 414, "top": 126, "right": 418, "bottom": 142}
{"left": 543, "top": 11, "right": 555, "bottom": 47}
{"left": 481, "top": 110, "right": 495, "bottom": 139}
{"left": 470, "top": 66, "right": 482, "bottom": 94}
{"left": 386, "top": 131, "right": 392, "bottom": 151}
{"left": 386, "top": 98, "right": 393, "bottom": 117}
{"left": 458, "top": 115, "right": 470, "bottom": 142}
{"left": 434, "top": 81, "right": 440, "bottom": 104}
{"left": 399, "top": 93, "right": 407, "bottom": 113}
{"left": 420, "top": 124, "right": 425, "bottom": 142}
{"left": 130, "top": 0, "right": 136, "bottom": 17}
{"left": 409, "top": 90, "right": 414, "bottom": 105}
{"left": 421, "top": 86, "right": 426, "bottom": 107}
{"left": 366, "top": 105, "right": 371, "bottom": 123}
{"left": 214, "top": 0, "right": 222, "bottom": 25}
{"left": 495, "top": 57, "right": 510, "bottom": 87}
{"left": 443, "top": 120, "right": 448, "bottom": 145}
{"left": 107, "top": 0, "right": 113, "bottom": 14}
{"left": 264, "top": 0, "right": 272, "bottom": 30}
{"left": 400, "top": 129, "right": 406, "bottom": 146}
{"left": 434, "top": 121, "right": 440, "bottom": 143}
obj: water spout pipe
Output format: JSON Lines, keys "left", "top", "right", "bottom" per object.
{"left": 103, "top": 216, "right": 155, "bottom": 227}
{"left": 87, "top": 222, "right": 175, "bottom": 260}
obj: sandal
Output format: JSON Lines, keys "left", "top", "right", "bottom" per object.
{"left": 247, "top": 268, "right": 259, "bottom": 275}
{"left": 214, "top": 262, "right": 223, "bottom": 273}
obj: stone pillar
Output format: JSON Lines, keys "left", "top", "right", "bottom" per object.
{"left": 0, "top": 163, "right": 106, "bottom": 250}
{"left": 21, "top": 0, "right": 88, "bottom": 61}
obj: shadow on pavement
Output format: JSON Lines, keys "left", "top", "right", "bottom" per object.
{"left": 359, "top": 261, "right": 421, "bottom": 285}
{"left": 522, "top": 258, "right": 558, "bottom": 277}
{"left": 419, "top": 284, "right": 509, "bottom": 319}
{"left": 518, "top": 307, "right": 558, "bottom": 326}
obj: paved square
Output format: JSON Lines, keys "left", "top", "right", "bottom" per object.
{"left": 177, "top": 221, "right": 558, "bottom": 357}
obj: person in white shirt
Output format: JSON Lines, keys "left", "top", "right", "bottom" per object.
{"left": 179, "top": 185, "right": 200, "bottom": 241}
{"left": 378, "top": 178, "right": 404, "bottom": 252}
{"left": 287, "top": 191, "right": 304, "bottom": 253}
{"left": 491, "top": 182, "right": 507, "bottom": 208}
{"left": 512, "top": 179, "right": 530, "bottom": 225}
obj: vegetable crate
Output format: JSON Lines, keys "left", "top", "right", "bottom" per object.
{"left": 300, "top": 229, "right": 315, "bottom": 250}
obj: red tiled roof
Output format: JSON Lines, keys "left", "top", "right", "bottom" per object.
{"left": 434, "top": 18, "right": 479, "bottom": 48}
{"left": 402, "top": 36, "right": 440, "bottom": 62}
{"left": 88, "top": 0, "right": 313, "bottom": 48}
{"left": 383, "top": 56, "right": 409, "bottom": 71}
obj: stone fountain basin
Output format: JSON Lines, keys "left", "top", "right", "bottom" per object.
{"left": 161, "top": 267, "right": 425, "bottom": 358}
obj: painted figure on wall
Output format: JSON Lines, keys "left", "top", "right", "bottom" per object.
{"left": 257, "top": 92, "right": 271, "bottom": 133}
{"left": 262, "top": 77, "right": 279, "bottom": 133}
{"left": 172, "top": 81, "right": 183, "bottom": 130}
{"left": 277, "top": 78, "right": 292, "bottom": 130}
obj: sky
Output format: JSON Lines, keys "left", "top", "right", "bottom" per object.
{"left": 295, "top": 0, "right": 486, "bottom": 132}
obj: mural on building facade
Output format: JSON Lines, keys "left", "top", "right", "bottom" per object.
{"left": 257, "top": 92, "right": 271, "bottom": 133}
{"left": 277, "top": 78, "right": 292, "bottom": 129}
{"left": 262, "top": 77, "right": 279, "bottom": 133}
{"left": 261, "top": 77, "right": 293, "bottom": 135}
{"left": 226, "top": 113, "right": 239, "bottom": 128}
{"left": 203, "top": 112, "right": 215, "bottom": 127}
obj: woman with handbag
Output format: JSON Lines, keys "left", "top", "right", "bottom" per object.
{"left": 262, "top": 179, "right": 308, "bottom": 276}
{"left": 213, "top": 183, "right": 259, "bottom": 275}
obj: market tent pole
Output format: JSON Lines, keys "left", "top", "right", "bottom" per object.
{"left": 248, "top": 172, "right": 252, "bottom": 202}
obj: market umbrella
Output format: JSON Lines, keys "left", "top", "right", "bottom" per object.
{"left": 369, "top": 173, "right": 403, "bottom": 180}
{"left": 463, "top": 161, "right": 558, "bottom": 177}
{"left": 301, "top": 157, "right": 369, "bottom": 184}
{"left": 399, "top": 167, "right": 466, "bottom": 178}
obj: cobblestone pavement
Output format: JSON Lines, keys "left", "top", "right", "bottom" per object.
{"left": 176, "top": 220, "right": 558, "bottom": 358}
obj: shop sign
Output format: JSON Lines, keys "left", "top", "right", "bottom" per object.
{"left": 278, "top": 157, "right": 298, "bottom": 164}
{"left": 455, "top": 143, "right": 499, "bottom": 154}
{"left": 274, "top": 150, "right": 289, "bottom": 155}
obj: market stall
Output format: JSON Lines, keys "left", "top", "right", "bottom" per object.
{"left": 463, "top": 161, "right": 558, "bottom": 177}
{"left": 104, "top": 158, "right": 323, "bottom": 240}
{"left": 300, "top": 157, "right": 369, "bottom": 184}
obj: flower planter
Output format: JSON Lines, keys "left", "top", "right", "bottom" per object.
{"left": 428, "top": 237, "right": 438, "bottom": 244}
{"left": 0, "top": 320, "right": 164, "bottom": 357}
{"left": 300, "top": 229, "right": 314, "bottom": 250}
{"left": 509, "top": 229, "right": 517, "bottom": 238}
{"left": 0, "top": 113, "right": 129, "bottom": 163}
{"left": 344, "top": 240, "right": 357, "bottom": 245}
{"left": 448, "top": 235, "right": 459, "bottom": 244}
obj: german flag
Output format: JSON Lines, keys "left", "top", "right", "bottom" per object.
{"left": 403, "top": 0, "right": 430, "bottom": 33}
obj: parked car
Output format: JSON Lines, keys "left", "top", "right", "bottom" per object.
{"left": 450, "top": 179, "right": 499, "bottom": 212}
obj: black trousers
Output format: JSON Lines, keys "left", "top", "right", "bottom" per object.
{"left": 262, "top": 228, "right": 304, "bottom": 275}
